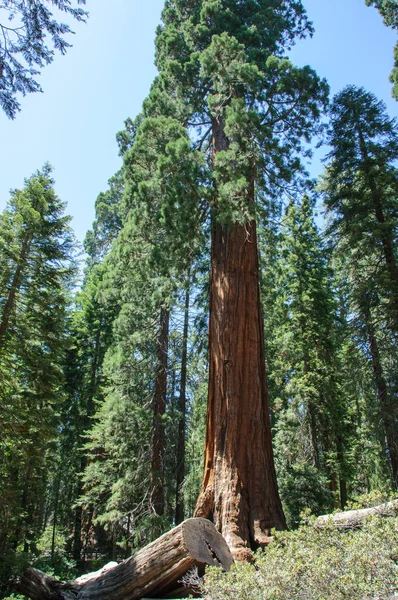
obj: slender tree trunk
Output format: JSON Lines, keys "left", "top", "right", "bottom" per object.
{"left": 150, "top": 307, "right": 170, "bottom": 516}
{"left": 0, "top": 236, "right": 30, "bottom": 350}
{"left": 175, "top": 285, "right": 190, "bottom": 525}
{"left": 51, "top": 469, "right": 61, "bottom": 564}
{"left": 194, "top": 118, "right": 286, "bottom": 561}
{"left": 364, "top": 306, "right": 398, "bottom": 488}
{"left": 308, "top": 401, "right": 321, "bottom": 470}
{"left": 336, "top": 435, "right": 347, "bottom": 509}
{"left": 14, "top": 461, "right": 33, "bottom": 551}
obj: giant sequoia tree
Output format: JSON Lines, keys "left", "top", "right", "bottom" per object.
{"left": 151, "top": 0, "right": 329, "bottom": 560}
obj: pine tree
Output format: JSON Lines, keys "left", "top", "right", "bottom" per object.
{"left": 324, "top": 86, "right": 398, "bottom": 332}
{"left": 261, "top": 197, "right": 349, "bottom": 525}
{"left": 322, "top": 86, "right": 398, "bottom": 487}
{"left": 0, "top": 165, "right": 77, "bottom": 568}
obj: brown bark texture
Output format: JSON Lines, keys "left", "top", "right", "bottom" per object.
{"left": 16, "top": 518, "right": 233, "bottom": 600}
{"left": 194, "top": 119, "right": 286, "bottom": 561}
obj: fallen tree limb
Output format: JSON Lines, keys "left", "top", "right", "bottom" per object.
{"left": 16, "top": 517, "right": 233, "bottom": 600}
{"left": 316, "top": 499, "right": 398, "bottom": 529}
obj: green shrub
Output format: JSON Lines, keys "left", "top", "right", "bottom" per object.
{"left": 203, "top": 516, "right": 398, "bottom": 599}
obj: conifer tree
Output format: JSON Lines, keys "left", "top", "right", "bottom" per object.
{"left": 0, "top": 0, "right": 88, "bottom": 118}
{"left": 261, "top": 197, "right": 349, "bottom": 525}
{"left": 0, "top": 165, "right": 76, "bottom": 566}
{"left": 365, "top": 0, "right": 398, "bottom": 99}
{"left": 152, "top": 0, "right": 329, "bottom": 559}
{"left": 324, "top": 86, "right": 398, "bottom": 332}
{"left": 322, "top": 87, "right": 398, "bottom": 487}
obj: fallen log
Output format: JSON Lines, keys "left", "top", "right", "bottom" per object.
{"left": 16, "top": 517, "right": 233, "bottom": 600}
{"left": 316, "top": 499, "right": 398, "bottom": 529}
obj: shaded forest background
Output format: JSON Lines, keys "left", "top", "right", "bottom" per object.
{"left": 0, "top": 0, "right": 398, "bottom": 595}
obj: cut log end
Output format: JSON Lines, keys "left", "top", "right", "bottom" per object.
{"left": 181, "top": 517, "right": 233, "bottom": 571}
{"left": 16, "top": 518, "right": 233, "bottom": 600}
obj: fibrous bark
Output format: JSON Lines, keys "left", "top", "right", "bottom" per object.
{"left": 17, "top": 518, "right": 233, "bottom": 600}
{"left": 194, "top": 118, "right": 286, "bottom": 561}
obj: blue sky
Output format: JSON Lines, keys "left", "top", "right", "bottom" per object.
{"left": 0, "top": 0, "right": 397, "bottom": 244}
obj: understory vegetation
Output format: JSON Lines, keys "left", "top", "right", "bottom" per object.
{"left": 1, "top": 0, "right": 398, "bottom": 597}
{"left": 203, "top": 513, "right": 398, "bottom": 600}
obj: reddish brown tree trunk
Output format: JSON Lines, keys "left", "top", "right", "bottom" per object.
{"left": 194, "top": 119, "right": 286, "bottom": 561}
{"left": 150, "top": 306, "right": 170, "bottom": 516}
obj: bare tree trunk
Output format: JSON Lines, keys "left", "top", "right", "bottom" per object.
{"left": 194, "top": 118, "right": 286, "bottom": 561}
{"left": 316, "top": 499, "right": 398, "bottom": 528}
{"left": 150, "top": 306, "right": 170, "bottom": 516}
{"left": 175, "top": 285, "right": 190, "bottom": 525}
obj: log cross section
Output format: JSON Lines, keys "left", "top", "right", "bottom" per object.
{"left": 17, "top": 518, "right": 233, "bottom": 600}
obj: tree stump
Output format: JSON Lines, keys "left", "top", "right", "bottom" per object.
{"left": 16, "top": 518, "right": 233, "bottom": 600}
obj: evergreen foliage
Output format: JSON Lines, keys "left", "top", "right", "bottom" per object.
{"left": 0, "top": 0, "right": 88, "bottom": 118}
{"left": 322, "top": 86, "right": 398, "bottom": 488}
{"left": 1, "top": 0, "right": 398, "bottom": 592}
{"left": 0, "top": 165, "right": 77, "bottom": 587}
{"left": 203, "top": 513, "right": 398, "bottom": 600}
{"left": 366, "top": 0, "right": 398, "bottom": 99}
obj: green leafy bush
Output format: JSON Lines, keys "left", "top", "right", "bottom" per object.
{"left": 278, "top": 463, "right": 335, "bottom": 528}
{"left": 203, "top": 516, "right": 398, "bottom": 599}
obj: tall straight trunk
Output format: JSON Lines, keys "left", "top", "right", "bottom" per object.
{"left": 194, "top": 118, "right": 286, "bottom": 561}
{"left": 364, "top": 306, "right": 398, "bottom": 488}
{"left": 0, "top": 236, "right": 31, "bottom": 350}
{"left": 150, "top": 307, "right": 170, "bottom": 516}
{"left": 175, "top": 285, "right": 190, "bottom": 525}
